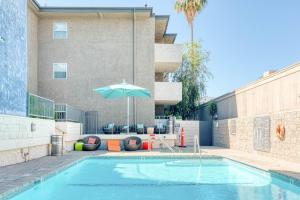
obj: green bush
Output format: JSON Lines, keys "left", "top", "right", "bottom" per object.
{"left": 208, "top": 101, "right": 217, "bottom": 118}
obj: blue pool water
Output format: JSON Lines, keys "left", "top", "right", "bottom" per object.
{"left": 7, "top": 157, "right": 300, "bottom": 200}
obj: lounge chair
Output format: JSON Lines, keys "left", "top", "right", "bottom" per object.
{"left": 103, "top": 123, "right": 117, "bottom": 134}
{"left": 136, "top": 124, "right": 146, "bottom": 134}
{"left": 124, "top": 136, "right": 142, "bottom": 151}
{"left": 81, "top": 136, "right": 101, "bottom": 151}
{"left": 107, "top": 140, "right": 121, "bottom": 152}
{"left": 154, "top": 124, "right": 167, "bottom": 134}
{"left": 119, "top": 125, "right": 130, "bottom": 133}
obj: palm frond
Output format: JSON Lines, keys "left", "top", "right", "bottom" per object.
{"left": 174, "top": 0, "right": 207, "bottom": 24}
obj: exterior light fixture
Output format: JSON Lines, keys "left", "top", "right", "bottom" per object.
{"left": 0, "top": 36, "right": 5, "bottom": 43}
{"left": 213, "top": 113, "right": 218, "bottom": 121}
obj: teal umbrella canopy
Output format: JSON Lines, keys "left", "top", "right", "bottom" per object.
{"left": 93, "top": 80, "right": 151, "bottom": 134}
{"left": 93, "top": 81, "right": 151, "bottom": 99}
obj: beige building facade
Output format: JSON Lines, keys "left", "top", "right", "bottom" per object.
{"left": 27, "top": 0, "right": 183, "bottom": 127}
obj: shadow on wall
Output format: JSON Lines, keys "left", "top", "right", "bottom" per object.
{"left": 198, "top": 92, "right": 238, "bottom": 147}
{"left": 212, "top": 120, "right": 231, "bottom": 148}
{"left": 198, "top": 92, "right": 238, "bottom": 121}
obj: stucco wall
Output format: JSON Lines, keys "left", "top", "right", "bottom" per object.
{"left": 0, "top": 0, "right": 27, "bottom": 116}
{"left": 199, "top": 62, "right": 300, "bottom": 120}
{"left": 213, "top": 110, "right": 300, "bottom": 163}
{"left": 37, "top": 14, "right": 155, "bottom": 126}
{"left": 27, "top": 5, "right": 39, "bottom": 94}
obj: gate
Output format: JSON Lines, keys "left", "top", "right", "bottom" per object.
{"left": 199, "top": 120, "right": 212, "bottom": 146}
{"left": 84, "top": 111, "right": 98, "bottom": 134}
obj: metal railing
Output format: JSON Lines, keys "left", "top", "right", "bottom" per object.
{"left": 194, "top": 135, "right": 202, "bottom": 158}
{"left": 55, "top": 104, "right": 84, "bottom": 123}
{"left": 27, "top": 93, "right": 55, "bottom": 119}
{"left": 155, "top": 116, "right": 170, "bottom": 119}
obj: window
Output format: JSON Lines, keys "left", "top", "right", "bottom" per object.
{"left": 53, "top": 63, "right": 67, "bottom": 79}
{"left": 53, "top": 22, "right": 67, "bottom": 39}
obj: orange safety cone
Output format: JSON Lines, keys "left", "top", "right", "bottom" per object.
{"left": 178, "top": 127, "right": 186, "bottom": 148}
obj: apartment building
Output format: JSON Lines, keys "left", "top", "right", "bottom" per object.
{"left": 27, "top": 0, "right": 183, "bottom": 127}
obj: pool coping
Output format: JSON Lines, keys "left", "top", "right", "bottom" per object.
{"left": 1, "top": 154, "right": 300, "bottom": 199}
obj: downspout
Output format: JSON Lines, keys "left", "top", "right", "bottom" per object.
{"left": 133, "top": 8, "right": 137, "bottom": 125}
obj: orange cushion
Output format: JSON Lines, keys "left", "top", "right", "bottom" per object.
{"left": 87, "top": 138, "right": 96, "bottom": 144}
{"left": 129, "top": 139, "right": 136, "bottom": 145}
{"left": 107, "top": 140, "right": 121, "bottom": 152}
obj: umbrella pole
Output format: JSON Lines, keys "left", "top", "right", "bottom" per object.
{"left": 127, "top": 97, "right": 129, "bottom": 134}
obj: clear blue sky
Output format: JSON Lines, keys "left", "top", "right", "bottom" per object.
{"left": 37, "top": 0, "right": 300, "bottom": 97}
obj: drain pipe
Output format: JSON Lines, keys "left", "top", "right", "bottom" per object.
{"left": 132, "top": 8, "right": 137, "bottom": 125}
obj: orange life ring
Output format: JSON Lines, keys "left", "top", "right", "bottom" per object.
{"left": 276, "top": 124, "right": 285, "bottom": 141}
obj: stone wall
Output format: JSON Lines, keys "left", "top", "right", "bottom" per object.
{"left": 213, "top": 110, "right": 300, "bottom": 162}
{"left": 0, "top": 0, "right": 27, "bottom": 116}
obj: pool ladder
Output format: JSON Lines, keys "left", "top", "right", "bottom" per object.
{"left": 194, "top": 135, "right": 202, "bottom": 159}
{"left": 148, "top": 135, "right": 176, "bottom": 154}
{"left": 158, "top": 136, "right": 176, "bottom": 153}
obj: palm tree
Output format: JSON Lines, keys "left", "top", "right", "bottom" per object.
{"left": 175, "top": 0, "right": 207, "bottom": 42}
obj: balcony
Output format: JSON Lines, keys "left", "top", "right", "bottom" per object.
{"left": 155, "top": 44, "right": 183, "bottom": 73}
{"left": 155, "top": 82, "right": 182, "bottom": 105}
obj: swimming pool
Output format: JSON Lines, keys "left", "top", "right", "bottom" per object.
{"left": 6, "top": 157, "right": 300, "bottom": 200}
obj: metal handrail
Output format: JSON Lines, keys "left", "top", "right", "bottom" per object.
{"left": 55, "top": 127, "right": 66, "bottom": 134}
{"left": 158, "top": 137, "right": 175, "bottom": 153}
{"left": 148, "top": 135, "right": 175, "bottom": 153}
{"left": 194, "top": 135, "right": 202, "bottom": 158}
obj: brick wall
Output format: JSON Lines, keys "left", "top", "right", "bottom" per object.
{"left": 0, "top": 114, "right": 55, "bottom": 166}
{"left": 176, "top": 120, "right": 200, "bottom": 146}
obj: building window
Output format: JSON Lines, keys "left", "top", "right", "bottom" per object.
{"left": 53, "top": 22, "right": 67, "bottom": 39}
{"left": 53, "top": 63, "right": 67, "bottom": 79}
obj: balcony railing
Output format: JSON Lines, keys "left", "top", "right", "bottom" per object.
{"left": 27, "top": 93, "right": 55, "bottom": 119}
{"left": 55, "top": 104, "right": 84, "bottom": 123}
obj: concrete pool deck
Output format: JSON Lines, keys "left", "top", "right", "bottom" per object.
{"left": 1, "top": 146, "right": 300, "bottom": 198}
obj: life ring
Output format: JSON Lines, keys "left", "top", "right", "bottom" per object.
{"left": 276, "top": 124, "right": 285, "bottom": 141}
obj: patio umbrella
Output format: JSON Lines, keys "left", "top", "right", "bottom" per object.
{"left": 93, "top": 80, "right": 151, "bottom": 134}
